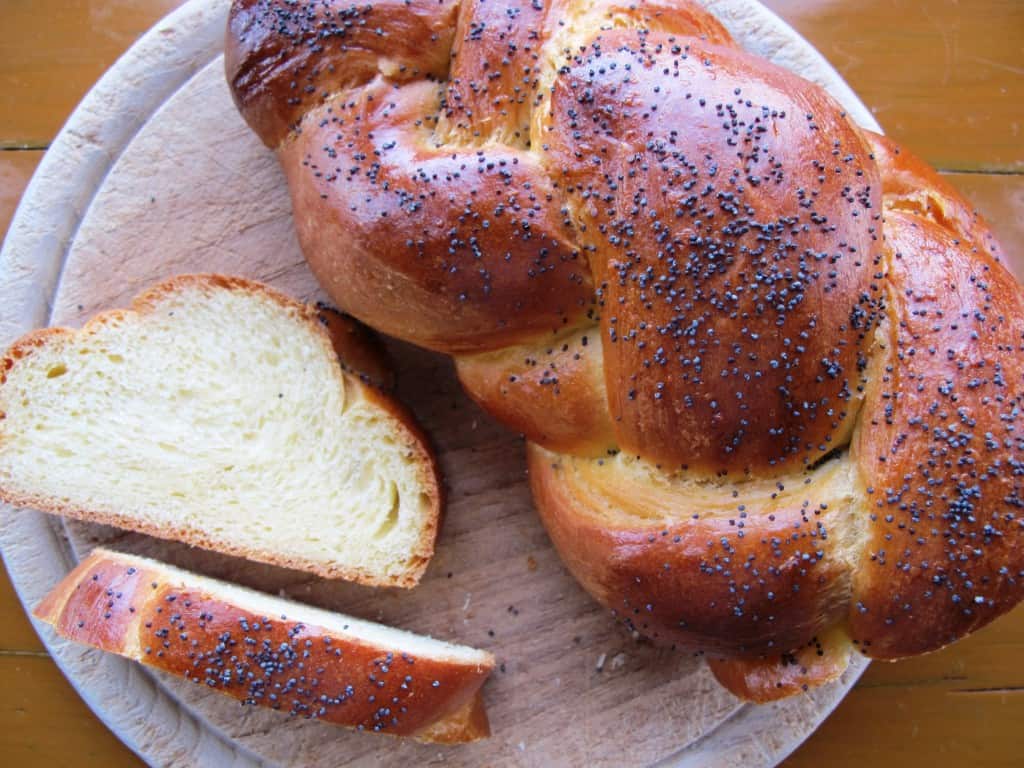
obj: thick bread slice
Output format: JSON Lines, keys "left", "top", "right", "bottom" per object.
{"left": 34, "top": 548, "right": 494, "bottom": 742}
{"left": 0, "top": 275, "right": 440, "bottom": 587}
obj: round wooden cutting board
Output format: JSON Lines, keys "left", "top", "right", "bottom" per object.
{"left": 0, "top": 1, "right": 880, "bottom": 766}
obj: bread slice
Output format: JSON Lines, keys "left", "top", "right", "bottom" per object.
{"left": 0, "top": 275, "right": 440, "bottom": 587}
{"left": 35, "top": 548, "right": 494, "bottom": 742}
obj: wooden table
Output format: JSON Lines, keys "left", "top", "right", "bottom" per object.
{"left": 1, "top": 1, "right": 1021, "bottom": 765}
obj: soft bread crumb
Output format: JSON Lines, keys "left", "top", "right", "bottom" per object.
{"left": 0, "top": 275, "right": 440, "bottom": 587}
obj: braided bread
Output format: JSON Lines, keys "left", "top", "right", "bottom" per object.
{"left": 227, "top": 0, "right": 1024, "bottom": 701}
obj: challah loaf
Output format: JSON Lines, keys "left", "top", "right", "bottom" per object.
{"left": 0, "top": 275, "right": 440, "bottom": 587}
{"left": 227, "top": 0, "right": 1024, "bottom": 700}
{"left": 35, "top": 548, "right": 494, "bottom": 741}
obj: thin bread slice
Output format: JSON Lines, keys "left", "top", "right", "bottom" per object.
{"left": 0, "top": 275, "right": 440, "bottom": 587}
{"left": 34, "top": 548, "right": 494, "bottom": 742}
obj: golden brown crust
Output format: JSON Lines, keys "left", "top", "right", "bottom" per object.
{"left": 238, "top": 0, "right": 889, "bottom": 469}
{"left": 455, "top": 326, "right": 616, "bottom": 457}
{"left": 412, "top": 690, "right": 491, "bottom": 743}
{"left": 280, "top": 79, "right": 594, "bottom": 355}
{"left": 228, "top": 0, "right": 746, "bottom": 356}
{"left": 528, "top": 444, "right": 857, "bottom": 656}
{"left": 577, "top": 0, "right": 737, "bottom": 45}
{"left": 0, "top": 274, "right": 442, "bottom": 588}
{"left": 227, "top": 0, "right": 1024, "bottom": 699}
{"left": 865, "top": 130, "right": 1004, "bottom": 263}
{"left": 316, "top": 305, "right": 396, "bottom": 391}
{"left": 543, "top": 33, "right": 882, "bottom": 474}
{"left": 439, "top": 0, "right": 548, "bottom": 146}
{"left": 225, "top": 0, "right": 460, "bottom": 148}
{"left": 707, "top": 626, "right": 852, "bottom": 703}
{"left": 850, "top": 212, "right": 1024, "bottom": 658}
{"left": 34, "top": 549, "right": 494, "bottom": 741}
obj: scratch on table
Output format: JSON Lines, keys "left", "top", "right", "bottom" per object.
{"left": 0, "top": 649, "right": 49, "bottom": 658}
{"left": 967, "top": 56, "right": 1024, "bottom": 77}
{"left": 856, "top": 674, "right": 968, "bottom": 690}
{"left": 921, "top": 2, "right": 958, "bottom": 87}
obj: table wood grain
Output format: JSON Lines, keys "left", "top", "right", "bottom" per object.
{"left": 1, "top": 1, "right": 1021, "bottom": 766}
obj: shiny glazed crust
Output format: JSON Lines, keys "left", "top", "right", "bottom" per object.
{"left": 527, "top": 444, "right": 861, "bottom": 656}
{"left": 34, "top": 549, "right": 494, "bottom": 741}
{"left": 226, "top": 0, "right": 1024, "bottom": 700}
{"left": 706, "top": 626, "right": 852, "bottom": 703}
{"left": 851, "top": 208, "right": 1024, "bottom": 659}
{"left": 455, "top": 326, "right": 616, "bottom": 457}
{"left": 0, "top": 274, "right": 442, "bottom": 588}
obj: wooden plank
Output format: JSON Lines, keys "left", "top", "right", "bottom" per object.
{"left": 0, "top": 151, "right": 43, "bottom": 246}
{"left": 789, "top": 609, "right": 1024, "bottom": 767}
{"left": 0, "top": 0, "right": 186, "bottom": 147}
{"left": 761, "top": 0, "right": 1024, "bottom": 172}
{"left": 0, "top": 559, "right": 45, "bottom": 653}
{"left": 785, "top": 607, "right": 1024, "bottom": 767}
{"left": 0, "top": 654, "right": 141, "bottom": 766}
{"left": 2, "top": 0, "right": 1022, "bottom": 173}
{"left": 856, "top": 605, "right": 1024, "bottom": 691}
{"left": 786, "top": 684, "right": 1023, "bottom": 768}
